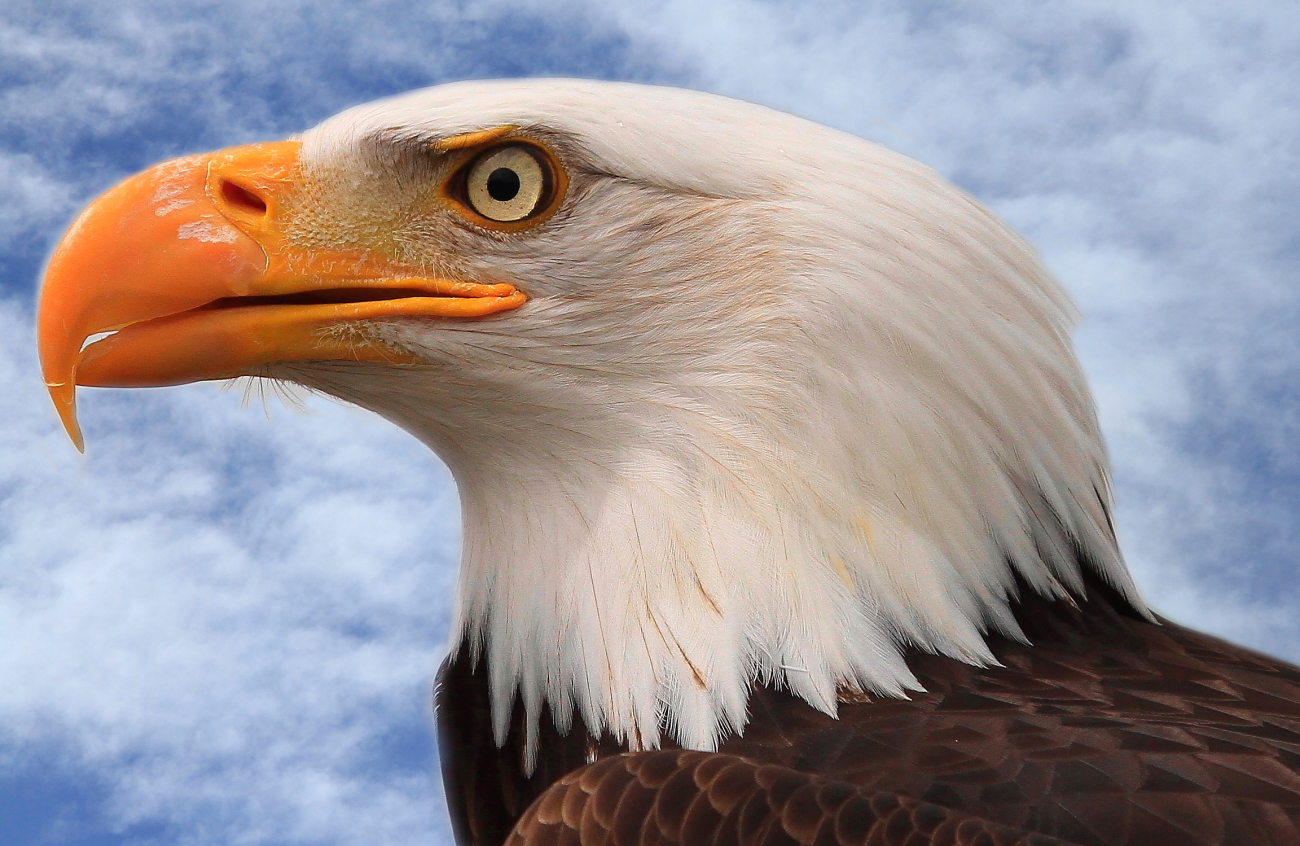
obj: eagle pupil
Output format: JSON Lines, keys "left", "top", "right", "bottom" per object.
{"left": 486, "top": 168, "right": 520, "bottom": 202}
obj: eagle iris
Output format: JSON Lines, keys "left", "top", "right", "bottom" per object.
{"left": 464, "top": 145, "right": 546, "bottom": 223}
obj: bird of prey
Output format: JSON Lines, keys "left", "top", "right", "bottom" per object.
{"left": 36, "top": 79, "right": 1300, "bottom": 846}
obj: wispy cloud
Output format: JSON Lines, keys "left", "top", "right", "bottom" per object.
{"left": 1, "top": 296, "right": 462, "bottom": 843}
{"left": 2, "top": 1, "right": 1297, "bottom": 844}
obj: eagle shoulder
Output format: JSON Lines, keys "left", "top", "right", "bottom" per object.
{"left": 438, "top": 577, "right": 1300, "bottom": 846}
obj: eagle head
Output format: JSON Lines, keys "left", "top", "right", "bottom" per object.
{"left": 37, "top": 79, "right": 1147, "bottom": 766}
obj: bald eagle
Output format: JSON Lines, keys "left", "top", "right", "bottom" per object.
{"left": 37, "top": 80, "right": 1300, "bottom": 846}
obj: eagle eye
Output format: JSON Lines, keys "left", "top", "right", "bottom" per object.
{"left": 463, "top": 144, "right": 550, "bottom": 224}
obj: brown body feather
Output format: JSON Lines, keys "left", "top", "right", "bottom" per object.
{"left": 437, "top": 576, "right": 1300, "bottom": 846}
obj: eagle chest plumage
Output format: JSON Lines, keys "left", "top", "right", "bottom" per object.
{"left": 35, "top": 79, "right": 1300, "bottom": 846}
{"left": 438, "top": 574, "right": 1300, "bottom": 846}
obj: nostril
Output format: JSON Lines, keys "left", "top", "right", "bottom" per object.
{"left": 220, "top": 179, "right": 268, "bottom": 215}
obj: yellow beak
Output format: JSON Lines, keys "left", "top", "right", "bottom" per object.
{"left": 37, "top": 141, "right": 525, "bottom": 450}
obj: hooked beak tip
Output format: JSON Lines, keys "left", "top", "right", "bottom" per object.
{"left": 46, "top": 378, "right": 84, "bottom": 452}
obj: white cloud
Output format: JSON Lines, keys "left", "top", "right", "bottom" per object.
{"left": 0, "top": 298, "right": 459, "bottom": 843}
{"left": 0, "top": 153, "right": 76, "bottom": 253}
{"left": 1, "top": 1, "right": 1298, "bottom": 844}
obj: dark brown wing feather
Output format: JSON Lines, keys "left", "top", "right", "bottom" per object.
{"left": 437, "top": 576, "right": 1300, "bottom": 846}
{"left": 506, "top": 750, "right": 1072, "bottom": 846}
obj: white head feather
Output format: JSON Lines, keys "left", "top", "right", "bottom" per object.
{"left": 277, "top": 79, "right": 1147, "bottom": 768}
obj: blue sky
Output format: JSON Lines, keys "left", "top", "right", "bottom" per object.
{"left": 2, "top": 1, "right": 1298, "bottom": 844}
